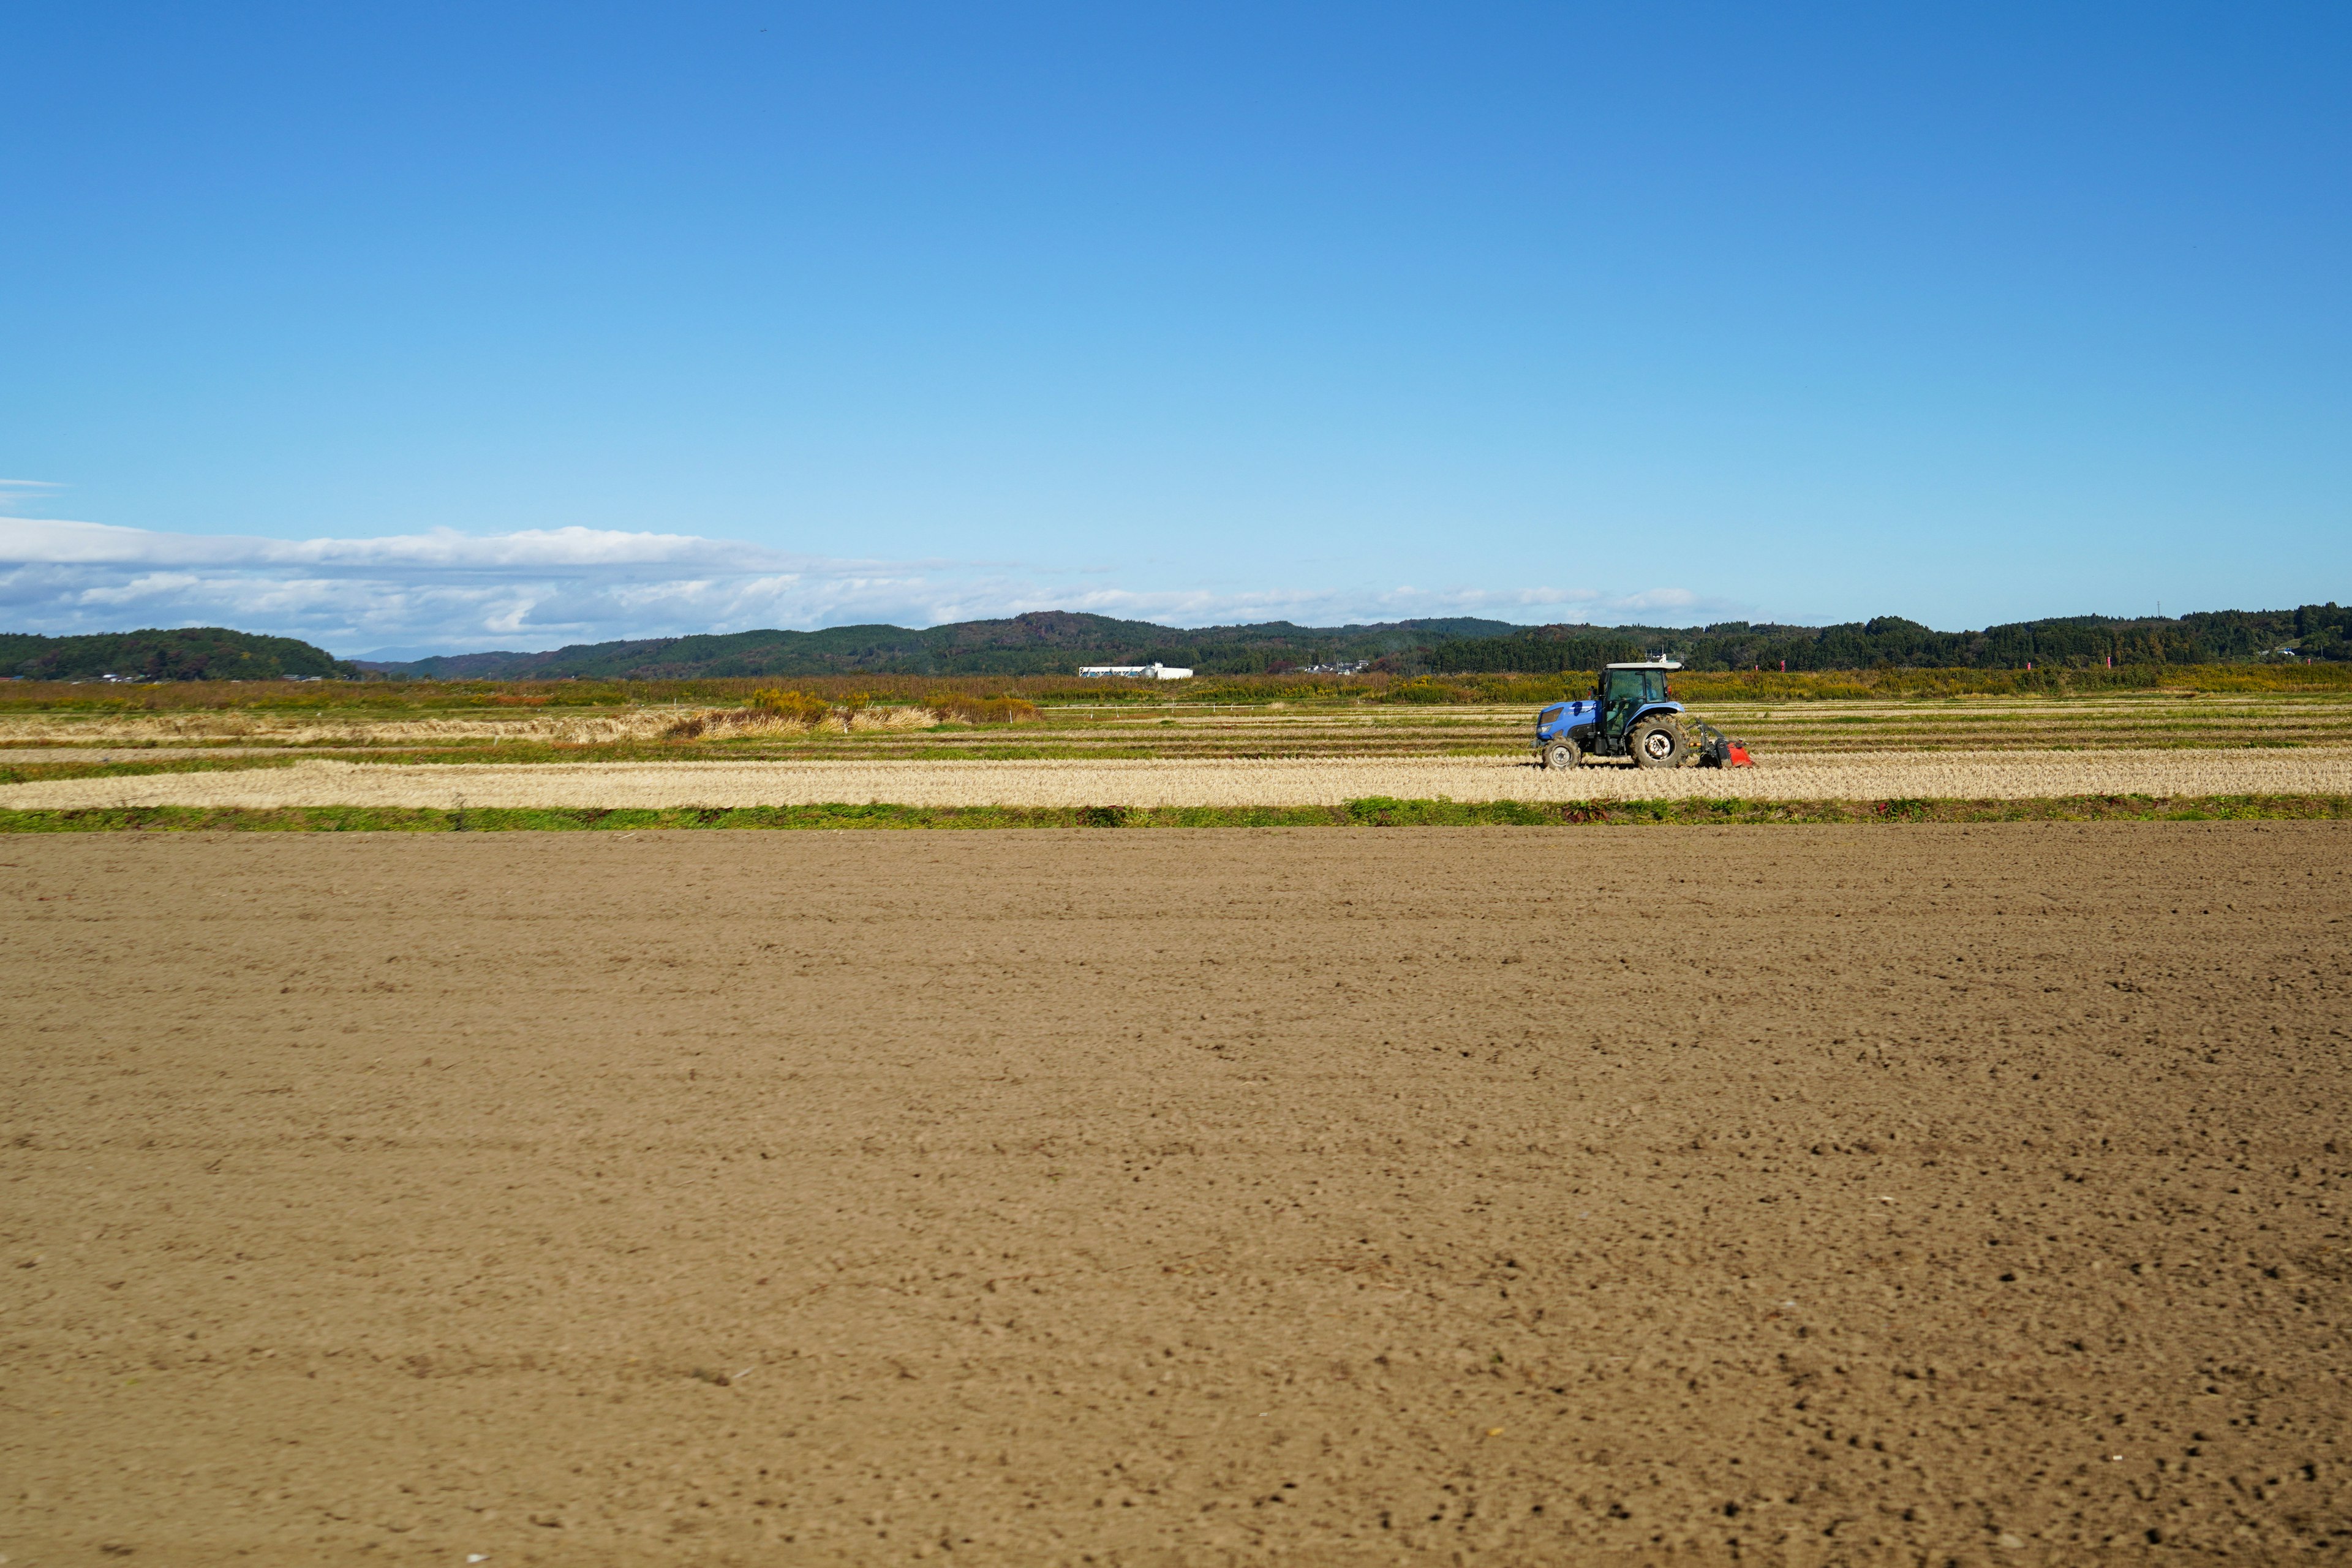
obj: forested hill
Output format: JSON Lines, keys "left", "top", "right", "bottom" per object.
{"left": 353, "top": 604, "right": 2352, "bottom": 679}
{"left": 355, "top": 612, "right": 1519, "bottom": 679}
{"left": 1422, "top": 605, "right": 2351, "bottom": 674}
{"left": 0, "top": 627, "right": 357, "bottom": 681}
{"left": 17, "top": 605, "right": 2337, "bottom": 682}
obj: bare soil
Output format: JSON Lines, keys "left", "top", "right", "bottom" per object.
{"left": 4, "top": 826, "right": 2348, "bottom": 1567}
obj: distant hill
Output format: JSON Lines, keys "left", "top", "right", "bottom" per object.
{"left": 1422, "top": 605, "right": 2351, "bottom": 673}
{"left": 0, "top": 627, "right": 358, "bottom": 682}
{"left": 23, "top": 605, "right": 2337, "bottom": 684}
{"left": 353, "top": 612, "right": 1520, "bottom": 679}
{"left": 350, "top": 604, "right": 2351, "bottom": 679}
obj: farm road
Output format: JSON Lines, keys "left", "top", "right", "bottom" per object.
{"left": 4, "top": 825, "right": 2349, "bottom": 1566}
{"left": 5, "top": 745, "right": 2351, "bottom": 810}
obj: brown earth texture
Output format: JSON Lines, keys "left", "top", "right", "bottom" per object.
{"left": 4, "top": 824, "right": 2350, "bottom": 1567}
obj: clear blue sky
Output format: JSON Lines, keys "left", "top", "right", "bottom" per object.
{"left": 2, "top": 2, "right": 2345, "bottom": 654}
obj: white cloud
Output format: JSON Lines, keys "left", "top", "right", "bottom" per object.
{"left": 0, "top": 480, "right": 66, "bottom": 508}
{"left": 2, "top": 518, "right": 850, "bottom": 573}
{"left": 0, "top": 516, "right": 1725, "bottom": 654}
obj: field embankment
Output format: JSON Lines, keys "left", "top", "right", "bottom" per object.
{"left": 5, "top": 795, "right": 2348, "bottom": 835}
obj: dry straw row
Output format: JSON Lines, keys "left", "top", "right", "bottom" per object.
{"left": 6, "top": 748, "right": 2348, "bottom": 812}
{"left": 0, "top": 692, "right": 1028, "bottom": 747}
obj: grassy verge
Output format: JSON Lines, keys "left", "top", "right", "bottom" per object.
{"left": 1, "top": 795, "right": 2346, "bottom": 834}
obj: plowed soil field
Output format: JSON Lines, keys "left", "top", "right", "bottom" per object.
{"left": 6, "top": 826, "right": 2349, "bottom": 1567}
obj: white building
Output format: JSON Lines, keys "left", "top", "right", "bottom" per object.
{"left": 1077, "top": 662, "right": 1194, "bottom": 680}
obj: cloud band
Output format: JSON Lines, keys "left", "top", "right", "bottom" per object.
{"left": 0, "top": 516, "right": 1708, "bottom": 655}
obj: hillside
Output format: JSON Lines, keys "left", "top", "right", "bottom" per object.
{"left": 351, "top": 604, "right": 2352, "bottom": 680}
{"left": 1423, "top": 605, "right": 2351, "bottom": 673}
{"left": 354, "top": 612, "right": 1519, "bottom": 679}
{"left": 0, "top": 627, "right": 358, "bottom": 682}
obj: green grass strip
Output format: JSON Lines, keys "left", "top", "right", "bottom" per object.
{"left": 1, "top": 794, "right": 2346, "bottom": 833}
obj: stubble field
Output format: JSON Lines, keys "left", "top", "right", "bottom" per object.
{"left": 4, "top": 747, "right": 2352, "bottom": 813}
{"left": 6, "top": 689, "right": 2351, "bottom": 826}
{"left": 4, "top": 689, "right": 2352, "bottom": 760}
{"left": 6, "top": 824, "right": 2349, "bottom": 1566}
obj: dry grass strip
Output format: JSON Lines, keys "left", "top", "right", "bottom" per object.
{"left": 0, "top": 706, "right": 933, "bottom": 747}
{"left": 6, "top": 748, "right": 2350, "bottom": 810}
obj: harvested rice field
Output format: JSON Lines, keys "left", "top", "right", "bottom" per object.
{"left": 6, "top": 690, "right": 2351, "bottom": 763}
{"left": 5, "top": 825, "right": 2349, "bottom": 1566}
{"left": 4, "top": 746, "right": 2351, "bottom": 812}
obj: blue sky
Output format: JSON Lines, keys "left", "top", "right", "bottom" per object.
{"left": 2, "top": 2, "right": 2345, "bottom": 655}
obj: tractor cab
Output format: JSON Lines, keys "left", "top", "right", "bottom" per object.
{"left": 1599, "top": 665, "right": 1675, "bottom": 739}
{"left": 1531, "top": 658, "right": 1749, "bottom": 771}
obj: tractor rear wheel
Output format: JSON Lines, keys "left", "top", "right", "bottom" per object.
{"left": 1630, "top": 716, "right": 1690, "bottom": 769}
{"left": 1542, "top": 739, "right": 1581, "bottom": 771}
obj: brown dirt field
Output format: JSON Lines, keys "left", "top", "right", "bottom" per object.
{"left": 4, "top": 826, "right": 2349, "bottom": 1567}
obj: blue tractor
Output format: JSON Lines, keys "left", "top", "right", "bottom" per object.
{"left": 1532, "top": 660, "right": 1754, "bottom": 771}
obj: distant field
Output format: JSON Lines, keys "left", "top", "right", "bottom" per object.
{"left": 5, "top": 747, "right": 2350, "bottom": 813}
{"left": 4, "top": 687, "right": 2351, "bottom": 765}
{"left": 6, "top": 680, "right": 2350, "bottom": 826}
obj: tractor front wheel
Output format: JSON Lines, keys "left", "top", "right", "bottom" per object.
{"left": 1630, "top": 716, "right": 1690, "bottom": 769}
{"left": 1542, "top": 739, "right": 1582, "bottom": 771}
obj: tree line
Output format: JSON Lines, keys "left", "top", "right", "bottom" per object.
{"left": 1422, "top": 606, "right": 2350, "bottom": 674}
{"left": 6, "top": 605, "right": 2345, "bottom": 682}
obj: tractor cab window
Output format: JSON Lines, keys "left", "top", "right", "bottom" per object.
{"left": 1599, "top": 668, "right": 1675, "bottom": 705}
{"left": 1602, "top": 669, "right": 1667, "bottom": 704}
{"left": 1600, "top": 669, "right": 1668, "bottom": 734}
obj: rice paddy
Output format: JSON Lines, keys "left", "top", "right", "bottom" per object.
{"left": 2, "top": 687, "right": 2349, "bottom": 760}
{"left": 4, "top": 745, "right": 2348, "bottom": 811}
{"left": 5, "top": 685, "right": 2348, "bottom": 821}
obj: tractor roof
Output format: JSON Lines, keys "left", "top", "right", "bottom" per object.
{"left": 1605, "top": 660, "right": 1683, "bottom": 671}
